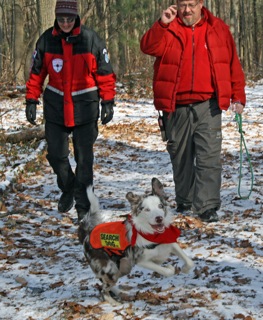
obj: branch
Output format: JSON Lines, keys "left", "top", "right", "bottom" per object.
{"left": 81, "top": 3, "right": 96, "bottom": 25}
{"left": 1, "top": 125, "right": 45, "bottom": 143}
{"left": 0, "top": 107, "right": 17, "bottom": 118}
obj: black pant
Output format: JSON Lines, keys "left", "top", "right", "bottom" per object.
{"left": 45, "top": 121, "right": 98, "bottom": 213}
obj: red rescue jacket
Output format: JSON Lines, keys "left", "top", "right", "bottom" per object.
{"left": 140, "top": 7, "right": 246, "bottom": 112}
{"left": 26, "top": 17, "right": 116, "bottom": 127}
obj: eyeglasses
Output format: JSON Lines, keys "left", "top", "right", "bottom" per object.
{"left": 57, "top": 17, "right": 76, "bottom": 24}
{"left": 178, "top": 1, "right": 200, "bottom": 10}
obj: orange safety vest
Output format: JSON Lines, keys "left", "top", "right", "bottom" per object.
{"left": 89, "top": 219, "right": 181, "bottom": 257}
{"left": 89, "top": 221, "right": 130, "bottom": 256}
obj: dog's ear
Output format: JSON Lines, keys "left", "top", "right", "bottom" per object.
{"left": 126, "top": 192, "right": 141, "bottom": 205}
{"left": 151, "top": 177, "right": 167, "bottom": 199}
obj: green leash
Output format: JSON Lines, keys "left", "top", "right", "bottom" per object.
{"left": 235, "top": 113, "right": 254, "bottom": 199}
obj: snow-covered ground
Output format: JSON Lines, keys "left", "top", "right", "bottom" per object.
{"left": 0, "top": 81, "right": 262, "bottom": 319}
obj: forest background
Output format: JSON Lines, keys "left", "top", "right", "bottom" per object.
{"left": 0, "top": 0, "right": 262, "bottom": 89}
{"left": 0, "top": 2, "right": 262, "bottom": 318}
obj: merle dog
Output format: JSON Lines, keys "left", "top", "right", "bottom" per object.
{"left": 78, "top": 178, "right": 194, "bottom": 304}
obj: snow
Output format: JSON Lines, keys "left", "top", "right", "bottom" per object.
{"left": 0, "top": 81, "right": 262, "bottom": 320}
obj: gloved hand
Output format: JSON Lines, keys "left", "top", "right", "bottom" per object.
{"left": 26, "top": 100, "right": 38, "bottom": 125}
{"left": 101, "top": 100, "right": 114, "bottom": 125}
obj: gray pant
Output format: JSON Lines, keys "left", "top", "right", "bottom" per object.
{"left": 163, "top": 99, "right": 222, "bottom": 214}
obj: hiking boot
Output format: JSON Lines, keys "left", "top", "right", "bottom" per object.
{"left": 176, "top": 203, "right": 192, "bottom": 213}
{"left": 199, "top": 208, "right": 219, "bottom": 223}
{"left": 58, "top": 191, "right": 74, "bottom": 213}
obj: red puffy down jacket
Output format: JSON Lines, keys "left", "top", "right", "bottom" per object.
{"left": 140, "top": 7, "right": 246, "bottom": 112}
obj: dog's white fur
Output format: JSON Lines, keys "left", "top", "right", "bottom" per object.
{"left": 78, "top": 178, "right": 194, "bottom": 305}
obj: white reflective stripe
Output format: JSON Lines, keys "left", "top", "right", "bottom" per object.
{"left": 46, "top": 85, "right": 98, "bottom": 96}
{"left": 46, "top": 85, "right": 64, "bottom": 96}
{"left": 72, "top": 87, "right": 98, "bottom": 96}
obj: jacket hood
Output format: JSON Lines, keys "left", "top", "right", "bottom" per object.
{"left": 203, "top": 7, "right": 225, "bottom": 27}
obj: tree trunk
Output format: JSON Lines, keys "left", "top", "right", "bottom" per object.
{"left": 39, "top": 0, "right": 56, "bottom": 33}
{"left": 0, "top": 7, "right": 2, "bottom": 77}
{"left": 1, "top": 0, "right": 263, "bottom": 84}
{"left": 14, "top": 0, "right": 24, "bottom": 83}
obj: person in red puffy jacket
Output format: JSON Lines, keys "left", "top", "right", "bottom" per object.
{"left": 140, "top": 0, "right": 246, "bottom": 222}
{"left": 25, "top": 0, "right": 116, "bottom": 222}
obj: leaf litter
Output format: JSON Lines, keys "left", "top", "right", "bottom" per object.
{"left": 0, "top": 81, "right": 262, "bottom": 319}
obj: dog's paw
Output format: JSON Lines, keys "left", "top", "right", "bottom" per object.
{"left": 163, "top": 265, "right": 175, "bottom": 277}
{"left": 182, "top": 260, "right": 194, "bottom": 274}
{"left": 167, "top": 265, "right": 175, "bottom": 272}
{"left": 103, "top": 290, "right": 121, "bottom": 306}
{"left": 105, "top": 295, "right": 121, "bottom": 306}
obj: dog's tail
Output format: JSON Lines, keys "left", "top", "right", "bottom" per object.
{"left": 78, "top": 186, "right": 102, "bottom": 244}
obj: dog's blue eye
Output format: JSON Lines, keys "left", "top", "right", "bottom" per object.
{"left": 159, "top": 204, "right": 164, "bottom": 209}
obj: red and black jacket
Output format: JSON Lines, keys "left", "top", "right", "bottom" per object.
{"left": 26, "top": 17, "right": 116, "bottom": 127}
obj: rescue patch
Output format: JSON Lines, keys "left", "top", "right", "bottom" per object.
{"left": 52, "top": 58, "right": 63, "bottom": 73}
{"left": 90, "top": 221, "right": 130, "bottom": 251}
{"left": 103, "top": 48, "right": 110, "bottom": 63}
{"left": 100, "top": 232, "right": 121, "bottom": 249}
{"left": 33, "top": 50, "right": 37, "bottom": 59}
{"left": 29, "top": 50, "right": 38, "bottom": 72}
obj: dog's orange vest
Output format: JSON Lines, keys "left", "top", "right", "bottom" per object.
{"left": 89, "top": 219, "right": 181, "bottom": 257}
{"left": 89, "top": 221, "right": 130, "bottom": 256}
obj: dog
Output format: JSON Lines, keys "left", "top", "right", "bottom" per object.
{"left": 78, "top": 178, "right": 194, "bottom": 305}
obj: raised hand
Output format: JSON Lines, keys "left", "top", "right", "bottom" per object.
{"left": 161, "top": 5, "right": 177, "bottom": 24}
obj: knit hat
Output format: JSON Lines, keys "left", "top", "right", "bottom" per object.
{"left": 55, "top": 0, "right": 78, "bottom": 17}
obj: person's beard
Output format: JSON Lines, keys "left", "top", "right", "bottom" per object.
{"left": 182, "top": 13, "right": 196, "bottom": 26}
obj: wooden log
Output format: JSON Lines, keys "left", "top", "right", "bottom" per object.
{"left": 1, "top": 125, "right": 45, "bottom": 143}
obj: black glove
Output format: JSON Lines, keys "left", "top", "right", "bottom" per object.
{"left": 25, "top": 100, "right": 38, "bottom": 125}
{"left": 101, "top": 101, "right": 114, "bottom": 125}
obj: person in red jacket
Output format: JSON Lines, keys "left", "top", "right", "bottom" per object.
{"left": 26, "top": 0, "right": 116, "bottom": 222}
{"left": 140, "top": 0, "right": 246, "bottom": 222}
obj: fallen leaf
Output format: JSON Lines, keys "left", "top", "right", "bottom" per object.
{"left": 0, "top": 200, "right": 7, "bottom": 213}
{"left": 210, "top": 290, "right": 222, "bottom": 300}
{"left": 100, "top": 313, "right": 116, "bottom": 320}
{"left": 234, "top": 314, "right": 246, "bottom": 319}
{"left": 49, "top": 281, "right": 64, "bottom": 289}
{"left": 15, "top": 277, "right": 28, "bottom": 287}
{"left": 233, "top": 276, "right": 251, "bottom": 285}
{"left": 107, "top": 202, "right": 126, "bottom": 209}
{"left": 0, "top": 253, "right": 8, "bottom": 260}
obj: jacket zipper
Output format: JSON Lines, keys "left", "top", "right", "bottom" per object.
{"left": 206, "top": 31, "right": 218, "bottom": 98}
{"left": 191, "top": 26, "right": 195, "bottom": 93}
{"left": 170, "top": 30, "right": 185, "bottom": 112}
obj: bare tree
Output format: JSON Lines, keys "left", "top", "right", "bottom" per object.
{"left": 0, "top": 0, "right": 262, "bottom": 84}
{"left": 39, "top": 0, "right": 56, "bottom": 32}
{"left": 13, "top": 0, "right": 24, "bottom": 83}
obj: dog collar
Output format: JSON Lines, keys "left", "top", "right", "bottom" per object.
{"left": 129, "top": 217, "right": 181, "bottom": 246}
